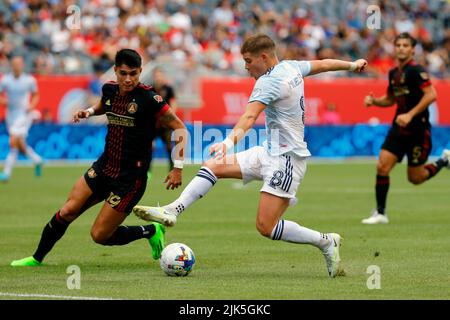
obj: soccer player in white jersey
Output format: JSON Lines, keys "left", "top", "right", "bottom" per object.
{"left": 134, "top": 34, "right": 368, "bottom": 277}
{"left": 0, "top": 56, "right": 43, "bottom": 182}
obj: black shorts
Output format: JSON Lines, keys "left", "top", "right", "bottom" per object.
{"left": 84, "top": 165, "right": 147, "bottom": 214}
{"left": 381, "top": 127, "right": 432, "bottom": 167}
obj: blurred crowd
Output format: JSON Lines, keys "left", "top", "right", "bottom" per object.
{"left": 0, "top": 0, "right": 449, "bottom": 78}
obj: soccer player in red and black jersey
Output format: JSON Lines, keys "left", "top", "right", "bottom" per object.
{"left": 362, "top": 33, "right": 450, "bottom": 224}
{"left": 10, "top": 49, "right": 188, "bottom": 266}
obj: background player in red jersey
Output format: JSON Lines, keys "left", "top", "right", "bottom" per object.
{"left": 362, "top": 33, "right": 450, "bottom": 224}
{"left": 11, "top": 49, "right": 187, "bottom": 266}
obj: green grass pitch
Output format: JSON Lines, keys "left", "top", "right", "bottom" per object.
{"left": 0, "top": 162, "right": 449, "bottom": 300}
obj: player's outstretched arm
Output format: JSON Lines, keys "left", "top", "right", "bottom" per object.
{"left": 210, "top": 101, "right": 266, "bottom": 159}
{"left": 72, "top": 99, "right": 104, "bottom": 123}
{"left": 308, "top": 59, "right": 368, "bottom": 76}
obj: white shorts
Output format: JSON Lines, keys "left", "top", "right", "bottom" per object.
{"left": 236, "top": 146, "right": 307, "bottom": 199}
{"left": 6, "top": 110, "right": 41, "bottom": 137}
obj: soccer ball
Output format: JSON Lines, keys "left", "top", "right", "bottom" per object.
{"left": 160, "top": 243, "right": 195, "bottom": 277}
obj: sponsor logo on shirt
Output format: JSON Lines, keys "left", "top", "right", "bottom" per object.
{"left": 106, "top": 112, "right": 135, "bottom": 127}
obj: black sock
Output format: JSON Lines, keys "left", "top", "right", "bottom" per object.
{"left": 33, "top": 211, "right": 70, "bottom": 263}
{"left": 424, "top": 159, "right": 447, "bottom": 179}
{"left": 103, "top": 225, "right": 156, "bottom": 246}
{"left": 376, "top": 175, "right": 390, "bottom": 215}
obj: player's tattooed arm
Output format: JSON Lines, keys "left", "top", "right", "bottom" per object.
{"left": 159, "top": 108, "right": 183, "bottom": 130}
{"left": 159, "top": 107, "right": 187, "bottom": 189}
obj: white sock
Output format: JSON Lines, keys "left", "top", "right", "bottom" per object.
{"left": 25, "top": 146, "right": 42, "bottom": 164}
{"left": 271, "top": 220, "right": 331, "bottom": 251}
{"left": 3, "top": 148, "right": 18, "bottom": 176}
{"left": 165, "top": 166, "right": 217, "bottom": 216}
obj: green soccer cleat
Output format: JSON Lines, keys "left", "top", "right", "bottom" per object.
{"left": 148, "top": 223, "right": 165, "bottom": 260}
{"left": 147, "top": 170, "right": 152, "bottom": 182}
{"left": 11, "top": 256, "right": 42, "bottom": 267}
{"left": 35, "top": 162, "right": 43, "bottom": 177}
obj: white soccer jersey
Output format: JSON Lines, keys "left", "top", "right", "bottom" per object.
{"left": 0, "top": 73, "right": 38, "bottom": 126}
{"left": 248, "top": 60, "right": 312, "bottom": 157}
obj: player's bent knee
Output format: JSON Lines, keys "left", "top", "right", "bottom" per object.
{"left": 203, "top": 159, "right": 221, "bottom": 176}
{"left": 408, "top": 175, "right": 424, "bottom": 185}
{"left": 255, "top": 220, "right": 274, "bottom": 238}
{"left": 376, "top": 162, "right": 391, "bottom": 176}
{"left": 90, "top": 229, "right": 109, "bottom": 245}
{"left": 9, "top": 137, "right": 18, "bottom": 148}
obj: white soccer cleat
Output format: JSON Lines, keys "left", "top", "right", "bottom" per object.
{"left": 361, "top": 210, "right": 389, "bottom": 224}
{"left": 322, "top": 233, "right": 342, "bottom": 278}
{"left": 441, "top": 149, "right": 450, "bottom": 169}
{"left": 133, "top": 205, "right": 177, "bottom": 227}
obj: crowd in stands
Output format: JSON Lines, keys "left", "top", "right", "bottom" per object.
{"left": 0, "top": 0, "right": 449, "bottom": 79}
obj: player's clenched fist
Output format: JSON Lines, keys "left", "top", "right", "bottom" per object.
{"left": 352, "top": 59, "right": 368, "bottom": 72}
{"left": 364, "top": 92, "right": 375, "bottom": 107}
{"left": 209, "top": 142, "right": 227, "bottom": 160}
{"left": 72, "top": 108, "right": 94, "bottom": 123}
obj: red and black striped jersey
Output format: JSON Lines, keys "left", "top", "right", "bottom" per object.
{"left": 95, "top": 82, "right": 169, "bottom": 180}
{"left": 387, "top": 60, "right": 432, "bottom": 131}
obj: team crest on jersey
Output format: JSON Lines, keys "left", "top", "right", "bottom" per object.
{"left": 420, "top": 72, "right": 429, "bottom": 80}
{"left": 153, "top": 95, "right": 163, "bottom": 103}
{"left": 127, "top": 102, "right": 138, "bottom": 114}
{"left": 87, "top": 168, "right": 96, "bottom": 178}
{"left": 105, "top": 99, "right": 111, "bottom": 106}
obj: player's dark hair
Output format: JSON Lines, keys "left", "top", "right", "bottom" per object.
{"left": 394, "top": 32, "right": 417, "bottom": 47}
{"left": 10, "top": 54, "right": 24, "bottom": 61}
{"left": 241, "top": 34, "right": 276, "bottom": 55}
{"left": 115, "top": 49, "right": 142, "bottom": 68}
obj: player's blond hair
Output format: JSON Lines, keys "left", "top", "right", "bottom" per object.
{"left": 240, "top": 34, "right": 276, "bottom": 55}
